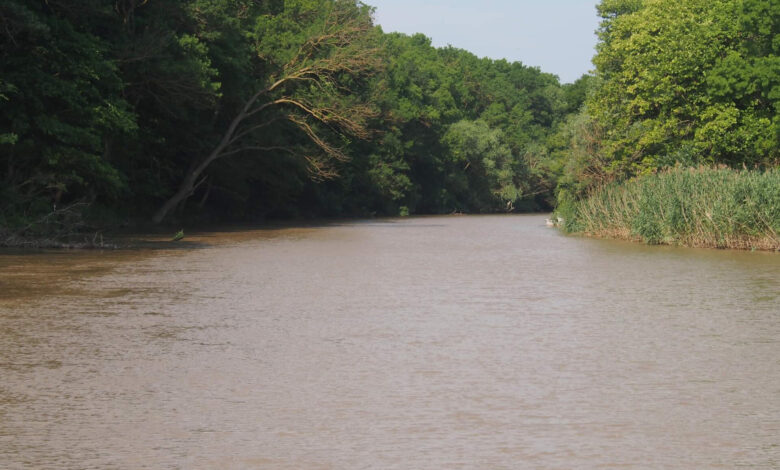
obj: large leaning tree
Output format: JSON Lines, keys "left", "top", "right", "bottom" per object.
{"left": 152, "top": 0, "right": 380, "bottom": 223}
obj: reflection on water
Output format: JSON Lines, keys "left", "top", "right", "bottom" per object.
{"left": 1, "top": 215, "right": 778, "bottom": 469}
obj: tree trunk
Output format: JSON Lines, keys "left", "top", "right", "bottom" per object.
{"left": 151, "top": 165, "right": 201, "bottom": 224}
{"left": 151, "top": 143, "right": 225, "bottom": 224}
{"left": 152, "top": 107, "right": 251, "bottom": 224}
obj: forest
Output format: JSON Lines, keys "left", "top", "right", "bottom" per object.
{"left": 0, "top": 0, "right": 777, "bottom": 247}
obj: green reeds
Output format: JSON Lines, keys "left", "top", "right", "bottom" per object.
{"left": 559, "top": 167, "right": 780, "bottom": 251}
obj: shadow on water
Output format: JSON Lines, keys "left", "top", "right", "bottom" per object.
{"left": 1, "top": 214, "right": 540, "bottom": 255}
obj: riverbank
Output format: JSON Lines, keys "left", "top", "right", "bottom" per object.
{"left": 557, "top": 167, "right": 780, "bottom": 251}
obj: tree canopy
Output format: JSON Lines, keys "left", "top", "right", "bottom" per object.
{"left": 1, "top": 0, "right": 580, "bottom": 227}
{"left": 588, "top": 0, "right": 779, "bottom": 175}
{"left": 1, "top": 0, "right": 776, "bottom": 233}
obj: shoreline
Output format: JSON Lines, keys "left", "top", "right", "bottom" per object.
{"left": 0, "top": 213, "right": 547, "bottom": 251}
{"left": 563, "top": 227, "right": 779, "bottom": 252}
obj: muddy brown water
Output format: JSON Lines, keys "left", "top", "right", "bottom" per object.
{"left": 1, "top": 215, "right": 778, "bottom": 469}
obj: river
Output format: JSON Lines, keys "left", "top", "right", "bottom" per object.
{"left": 1, "top": 215, "right": 778, "bottom": 469}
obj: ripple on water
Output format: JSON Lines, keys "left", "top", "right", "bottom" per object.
{"left": 0, "top": 215, "right": 779, "bottom": 469}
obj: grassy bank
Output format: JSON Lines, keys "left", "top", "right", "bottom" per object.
{"left": 557, "top": 167, "right": 780, "bottom": 251}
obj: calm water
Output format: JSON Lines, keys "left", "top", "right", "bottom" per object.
{"left": 1, "top": 215, "right": 778, "bottom": 469}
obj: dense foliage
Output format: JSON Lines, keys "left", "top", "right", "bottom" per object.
{"left": 557, "top": 0, "right": 779, "bottom": 201}
{"left": 554, "top": 0, "right": 779, "bottom": 250}
{"left": 2, "top": 0, "right": 777, "bottom": 247}
{"left": 0, "top": 0, "right": 582, "bottom": 233}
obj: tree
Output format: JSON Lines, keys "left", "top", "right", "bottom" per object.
{"left": 442, "top": 120, "right": 525, "bottom": 211}
{"left": 0, "top": 1, "right": 135, "bottom": 223}
{"left": 152, "top": 0, "right": 379, "bottom": 223}
{"left": 586, "top": 0, "right": 779, "bottom": 177}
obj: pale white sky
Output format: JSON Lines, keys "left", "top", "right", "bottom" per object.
{"left": 368, "top": 0, "right": 601, "bottom": 83}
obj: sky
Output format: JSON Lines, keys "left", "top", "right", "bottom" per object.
{"left": 367, "top": 0, "right": 601, "bottom": 84}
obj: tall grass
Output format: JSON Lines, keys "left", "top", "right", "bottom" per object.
{"left": 558, "top": 167, "right": 780, "bottom": 251}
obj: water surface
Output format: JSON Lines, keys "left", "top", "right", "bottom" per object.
{"left": 1, "top": 215, "right": 778, "bottom": 468}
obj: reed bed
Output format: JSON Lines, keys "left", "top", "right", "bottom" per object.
{"left": 559, "top": 167, "right": 780, "bottom": 251}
